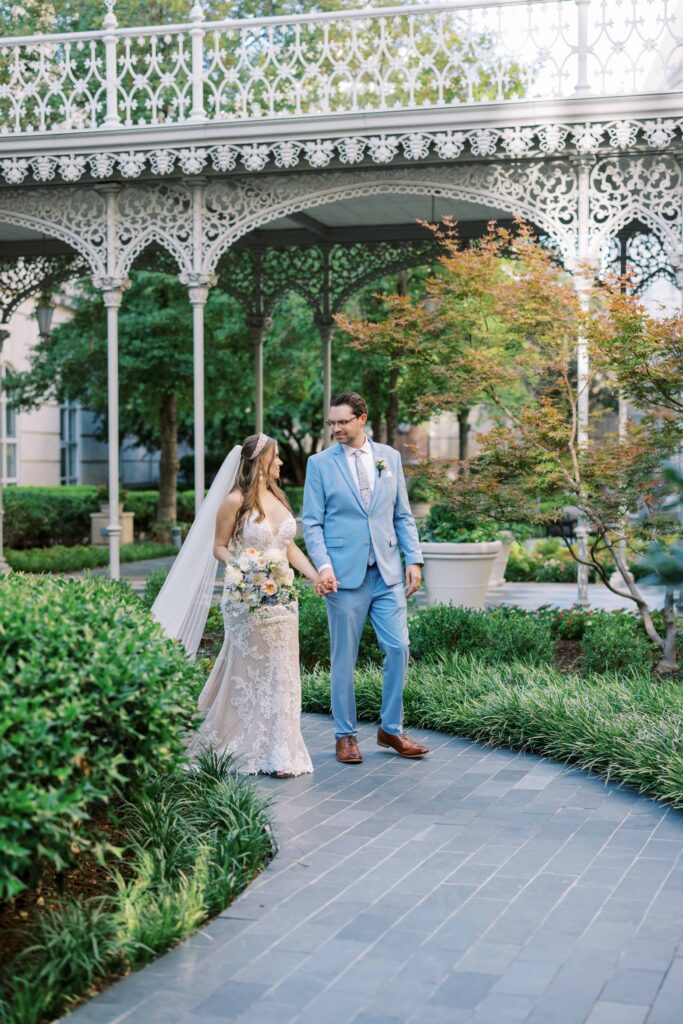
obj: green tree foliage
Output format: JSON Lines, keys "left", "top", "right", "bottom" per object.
{"left": 340, "top": 220, "right": 683, "bottom": 673}
{"left": 8, "top": 271, "right": 254, "bottom": 526}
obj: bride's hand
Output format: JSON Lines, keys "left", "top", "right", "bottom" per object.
{"left": 312, "top": 573, "right": 328, "bottom": 597}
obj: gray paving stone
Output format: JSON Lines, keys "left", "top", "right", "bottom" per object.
{"left": 429, "top": 970, "right": 499, "bottom": 1008}
{"left": 599, "top": 968, "right": 666, "bottom": 1005}
{"left": 467, "top": 991, "right": 537, "bottom": 1023}
{"left": 62, "top": 715, "right": 683, "bottom": 1024}
{"left": 193, "top": 981, "right": 269, "bottom": 1018}
{"left": 641, "top": 957, "right": 683, "bottom": 1023}
{"left": 490, "top": 958, "right": 559, "bottom": 997}
{"left": 585, "top": 1002, "right": 649, "bottom": 1024}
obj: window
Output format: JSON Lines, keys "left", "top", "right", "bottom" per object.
{"left": 60, "top": 402, "right": 79, "bottom": 485}
{"left": 1, "top": 364, "right": 18, "bottom": 486}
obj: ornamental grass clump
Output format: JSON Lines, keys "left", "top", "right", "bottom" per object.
{"left": 0, "top": 753, "right": 275, "bottom": 1024}
{"left": 0, "top": 574, "right": 200, "bottom": 900}
{"left": 302, "top": 656, "right": 683, "bottom": 806}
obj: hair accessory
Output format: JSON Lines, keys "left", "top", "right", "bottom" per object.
{"left": 250, "top": 432, "right": 270, "bottom": 460}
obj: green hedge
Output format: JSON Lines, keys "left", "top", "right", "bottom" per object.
{"left": 5, "top": 487, "right": 100, "bottom": 549}
{"left": 302, "top": 656, "right": 683, "bottom": 807}
{"left": 6, "top": 541, "right": 177, "bottom": 573}
{"left": 0, "top": 574, "right": 200, "bottom": 900}
{"left": 297, "top": 592, "right": 661, "bottom": 675}
{"left": 5, "top": 487, "right": 197, "bottom": 549}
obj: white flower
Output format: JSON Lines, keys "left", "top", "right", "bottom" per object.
{"left": 224, "top": 589, "right": 242, "bottom": 603}
{"left": 224, "top": 565, "right": 243, "bottom": 586}
{"left": 263, "top": 547, "right": 283, "bottom": 566}
{"left": 274, "top": 565, "right": 294, "bottom": 586}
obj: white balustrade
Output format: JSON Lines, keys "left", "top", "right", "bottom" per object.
{"left": 0, "top": 0, "right": 679, "bottom": 137}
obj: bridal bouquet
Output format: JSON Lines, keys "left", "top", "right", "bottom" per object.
{"left": 222, "top": 546, "right": 296, "bottom": 614}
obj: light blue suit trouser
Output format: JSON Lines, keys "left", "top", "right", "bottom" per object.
{"left": 325, "top": 565, "right": 409, "bottom": 740}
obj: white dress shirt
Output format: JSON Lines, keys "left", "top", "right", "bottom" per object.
{"left": 343, "top": 436, "right": 376, "bottom": 496}
{"left": 319, "top": 436, "right": 375, "bottom": 573}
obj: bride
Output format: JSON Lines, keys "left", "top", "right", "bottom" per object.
{"left": 152, "top": 433, "right": 318, "bottom": 778}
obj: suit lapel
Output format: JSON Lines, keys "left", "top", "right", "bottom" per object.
{"left": 333, "top": 444, "right": 366, "bottom": 513}
{"left": 368, "top": 439, "right": 382, "bottom": 514}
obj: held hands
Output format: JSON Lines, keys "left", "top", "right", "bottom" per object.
{"left": 314, "top": 567, "right": 338, "bottom": 596}
{"left": 405, "top": 563, "right": 422, "bottom": 597}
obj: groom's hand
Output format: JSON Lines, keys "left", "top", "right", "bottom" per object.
{"left": 319, "top": 567, "right": 339, "bottom": 594}
{"left": 405, "top": 563, "right": 422, "bottom": 597}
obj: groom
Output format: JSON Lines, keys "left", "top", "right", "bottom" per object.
{"left": 303, "top": 391, "right": 429, "bottom": 764}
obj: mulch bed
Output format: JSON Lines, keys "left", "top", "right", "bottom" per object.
{"left": 0, "top": 814, "right": 128, "bottom": 971}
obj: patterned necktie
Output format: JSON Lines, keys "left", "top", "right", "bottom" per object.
{"left": 354, "top": 450, "right": 372, "bottom": 512}
{"left": 354, "top": 450, "right": 375, "bottom": 565}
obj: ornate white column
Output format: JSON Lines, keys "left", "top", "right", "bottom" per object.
{"left": 188, "top": 280, "right": 210, "bottom": 514}
{"left": 103, "top": 284, "right": 123, "bottom": 579}
{"left": 184, "top": 178, "right": 212, "bottom": 514}
{"left": 95, "top": 183, "right": 126, "bottom": 580}
{"left": 575, "top": 156, "right": 593, "bottom": 607}
{"left": 0, "top": 327, "right": 11, "bottom": 574}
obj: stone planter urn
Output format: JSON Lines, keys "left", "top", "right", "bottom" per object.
{"left": 488, "top": 532, "right": 514, "bottom": 588}
{"left": 90, "top": 504, "right": 135, "bottom": 546}
{"left": 409, "top": 500, "right": 432, "bottom": 520}
{"left": 421, "top": 540, "right": 501, "bottom": 608}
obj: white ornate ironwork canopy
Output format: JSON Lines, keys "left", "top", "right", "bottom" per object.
{"left": 0, "top": 0, "right": 681, "bottom": 590}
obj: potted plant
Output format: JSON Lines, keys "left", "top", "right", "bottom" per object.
{"left": 419, "top": 506, "right": 501, "bottom": 608}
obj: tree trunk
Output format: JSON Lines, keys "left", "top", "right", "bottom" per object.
{"left": 458, "top": 407, "right": 470, "bottom": 466}
{"left": 157, "top": 392, "right": 178, "bottom": 530}
{"left": 657, "top": 587, "right": 679, "bottom": 674}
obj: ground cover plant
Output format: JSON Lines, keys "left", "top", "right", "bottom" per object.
{"left": 302, "top": 656, "right": 683, "bottom": 807}
{"left": 0, "top": 754, "right": 274, "bottom": 1024}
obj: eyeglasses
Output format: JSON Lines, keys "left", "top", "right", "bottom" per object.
{"left": 325, "top": 416, "right": 359, "bottom": 428}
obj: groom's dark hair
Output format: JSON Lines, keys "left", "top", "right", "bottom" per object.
{"left": 331, "top": 391, "right": 367, "bottom": 417}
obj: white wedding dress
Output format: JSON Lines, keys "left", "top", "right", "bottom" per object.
{"left": 188, "top": 511, "right": 313, "bottom": 777}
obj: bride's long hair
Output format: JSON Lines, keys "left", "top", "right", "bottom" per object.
{"left": 233, "top": 434, "right": 292, "bottom": 540}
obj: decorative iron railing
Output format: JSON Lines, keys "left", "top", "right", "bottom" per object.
{"left": 0, "top": 0, "right": 680, "bottom": 136}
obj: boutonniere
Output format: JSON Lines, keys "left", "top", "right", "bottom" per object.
{"left": 376, "top": 458, "right": 391, "bottom": 478}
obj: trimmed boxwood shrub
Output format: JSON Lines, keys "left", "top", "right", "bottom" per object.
{"left": 6, "top": 487, "right": 198, "bottom": 549}
{"left": 407, "top": 603, "right": 554, "bottom": 665}
{"left": 5, "top": 487, "right": 100, "bottom": 549}
{"left": 581, "top": 610, "right": 658, "bottom": 675}
{"left": 0, "top": 574, "right": 200, "bottom": 900}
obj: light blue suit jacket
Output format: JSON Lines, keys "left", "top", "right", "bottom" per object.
{"left": 302, "top": 440, "right": 423, "bottom": 589}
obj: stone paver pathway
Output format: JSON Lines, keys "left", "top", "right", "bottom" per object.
{"left": 65, "top": 714, "right": 683, "bottom": 1024}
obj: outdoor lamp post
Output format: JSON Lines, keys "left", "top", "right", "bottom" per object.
{"left": 36, "top": 298, "right": 55, "bottom": 342}
{"left": 0, "top": 327, "right": 11, "bottom": 573}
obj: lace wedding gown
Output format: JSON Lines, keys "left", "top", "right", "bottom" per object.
{"left": 188, "top": 511, "right": 313, "bottom": 777}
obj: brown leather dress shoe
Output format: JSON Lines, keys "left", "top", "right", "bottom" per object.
{"left": 377, "top": 727, "right": 430, "bottom": 758}
{"left": 336, "top": 735, "right": 363, "bottom": 764}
